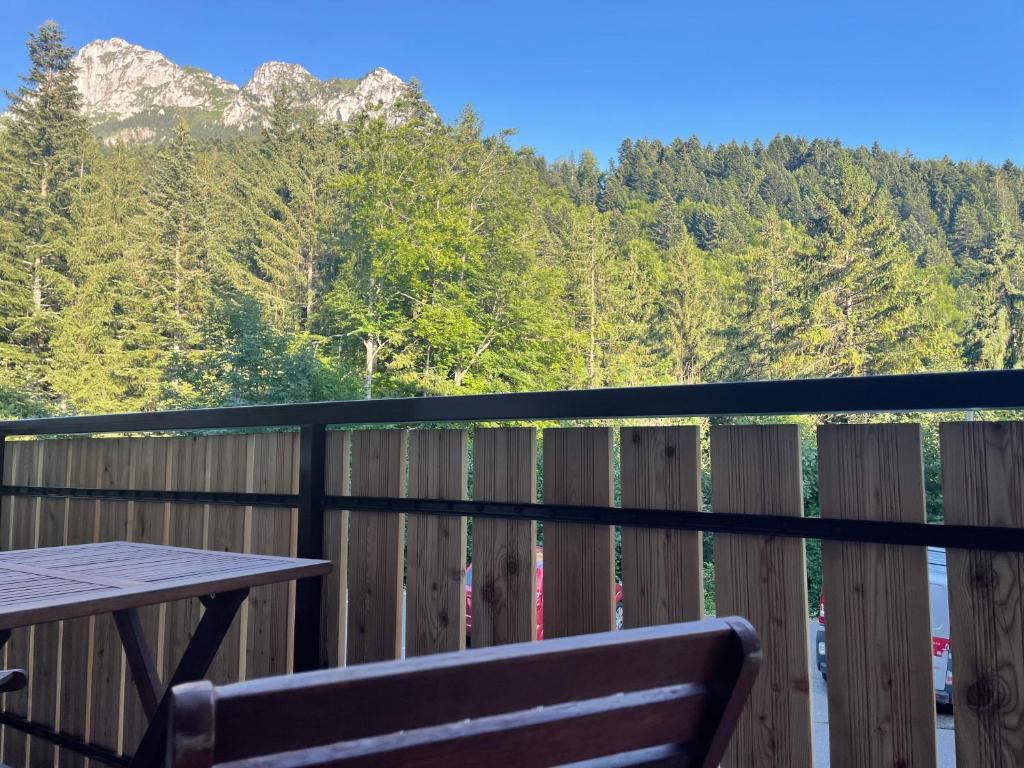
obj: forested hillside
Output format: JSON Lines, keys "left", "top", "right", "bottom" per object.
{"left": 2, "top": 22, "right": 1023, "bottom": 419}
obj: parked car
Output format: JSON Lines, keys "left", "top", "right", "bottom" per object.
{"left": 466, "top": 547, "right": 624, "bottom": 642}
{"left": 815, "top": 546, "right": 952, "bottom": 706}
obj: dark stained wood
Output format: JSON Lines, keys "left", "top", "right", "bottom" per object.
{"left": 130, "top": 588, "right": 250, "bottom": 768}
{"left": 113, "top": 608, "right": 162, "bottom": 720}
{"left": 0, "top": 542, "right": 330, "bottom": 630}
{"left": 166, "top": 617, "right": 762, "bottom": 768}
{"left": 0, "top": 669, "right": 27, "bottom": 694}
{"left": 2, "top": 440, "right": 38, "bottom": 766}
{"left": 941, "top": 421, "right": 1024, "bottom": 765}
{"left": 470, "top": 428, "right": 537, "bottom": 646}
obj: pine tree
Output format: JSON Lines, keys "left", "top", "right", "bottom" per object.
{"left": 802, "top": 160, "right": 958, "bottom": 376}
{"left": 147, "top": 121, "right": 216, "bottom": 403}
{"left": 657, "top": 233, "right": 723, "bottom": 383}
{"left": 0, "top": 20, "right": 90, "bottom": 402}
{"left": 729, "top": 211, "right": 813, "bottom": 379}
{"left": 962, "top": 221, "right": 1024, "bottom": 368}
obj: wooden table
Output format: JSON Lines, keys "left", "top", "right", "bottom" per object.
{"left": 0, "top": 541, "right": 331, "bottom": 766}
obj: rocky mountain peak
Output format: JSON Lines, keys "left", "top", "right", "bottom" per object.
{"left": 70, "top": 38, "right": 413, "bottom": 142}
{"left": 243, "top": 61, "right": 316, "bottom": 101}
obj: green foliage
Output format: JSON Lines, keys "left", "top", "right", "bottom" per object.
{"left": 4, "top": 21, "right": 1024, "bottom": 615}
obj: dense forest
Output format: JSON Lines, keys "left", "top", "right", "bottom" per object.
{"left": 3, "top": 23, "right": 1023, "bottom": 420}
{"left": 4, "top": 22, "right": 1021, "bottom": 612}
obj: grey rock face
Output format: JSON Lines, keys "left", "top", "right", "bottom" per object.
{"left": 72, "top": 38, "right": 411, "bottom": 141}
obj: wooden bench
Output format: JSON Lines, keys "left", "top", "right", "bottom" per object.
{"left": 167, "top": 617, "right": 761, "bottom": 768}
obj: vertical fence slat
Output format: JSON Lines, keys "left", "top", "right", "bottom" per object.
{"left": 711, "top": 424, "right": 812, "bottom": 767}
{"left": 59, "top": 439, "right": 101, "bottom": 768}
{"left": 620, "top": 426, "right": 703, "bottom": 628}
{"left": 818, "top": 423, "right": 936, "bottom": 767}
{"left": 0, "top": 437, "right": 9, "bottom": 764}
{"left": 471, "top": 428, "right": 537, "bottom": 647}
{"left": 89, "top": 438, "right": 132, "bottom": 756}
{"left": 246, "top": 433, "right": 299, "bottom": 677}
{"left": 124, "top": 437, "right": 171, "bottom": 753}
{"left": 161, "top": 433, "right": 209, "bottom": 745}
{"left": 941, "top": 421, "right": 1024, "bottom": 765}
{"left": 542, "top": 427, "right": 614, "bottom": 638}
{"left": 3, "top": 441, "right": 38, "bottom": 766}
{"left": 28, "top": 439, "right": 68, "bottom": 767}
{"left": 346, "top": 430, "right": 407, "bottom": 664}
{"left": 406, "top": 430, "right": 468, "bottom": 656}
{"left": 206, "top": 434, "right": 249, "bottom": 685}
{"left": 322, "top": 432, "right": 350, "bottom": 667}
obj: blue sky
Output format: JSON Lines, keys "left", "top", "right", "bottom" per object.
{"left": 1, "top": 0, "right": 1021, "bottom": 165}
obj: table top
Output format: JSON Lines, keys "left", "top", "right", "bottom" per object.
{"left": 0, "top": 541, "right": 331, "bottom": 630}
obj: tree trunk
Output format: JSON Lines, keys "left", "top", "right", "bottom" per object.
{"left": 363, "top": 338, "right": 377, "bottom": 399}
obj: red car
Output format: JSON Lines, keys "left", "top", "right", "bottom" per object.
{"left": 466, "top": 547, "right": 624, "bottom": 642}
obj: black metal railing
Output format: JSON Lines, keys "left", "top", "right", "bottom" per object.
{"left": 3, "top": 368, "right": 1024, "bottom": 676}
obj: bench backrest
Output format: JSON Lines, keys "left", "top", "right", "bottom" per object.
{"left": 167, "top": 617, "right": 760, "bottom": 768}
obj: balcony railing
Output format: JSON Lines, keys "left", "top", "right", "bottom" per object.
{"left": 2, "top": 369, "right": 1024, "bottom": 766}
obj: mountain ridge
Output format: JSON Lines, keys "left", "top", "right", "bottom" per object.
{"left": 72, "top": 37, "right": 410, "bottom": 142}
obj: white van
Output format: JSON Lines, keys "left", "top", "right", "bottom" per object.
{"left": 815, "top": 547, "right": 953, "bottom": 706}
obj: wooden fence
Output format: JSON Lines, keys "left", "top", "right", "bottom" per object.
{"left": 1, "top": 419, "right": 1023, "bottom": 766}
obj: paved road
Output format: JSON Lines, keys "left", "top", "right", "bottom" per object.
{"left": 807, "top": 620, "right": 955, "bottom": 766}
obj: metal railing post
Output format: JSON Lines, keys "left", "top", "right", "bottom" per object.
{"left": 294, "top": 423, "right": 326, "bottom": 671}
{"left": 0, "top": 435, "right": 5, "bottom": 550}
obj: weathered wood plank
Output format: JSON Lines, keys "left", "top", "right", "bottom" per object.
{"left": 245, "top": 433, "right": 298, "bottom": 678}
{"left": 2, "top": 440, "right": 38, "bottom": 766}
{"left": 59, "top": 438, "right": 101, "bottom": 768}
{"left": 124, "top": 436, "right": 171, "bottom": 753}
{"left": 346, "top": 430, "right": 407, "bottom": 664}
{"left": 161, "top": 434, "right": 209, "bottom": 747}
{"left": 620, "top": 426, "right": 702, "bottom": 628}
{"left": 818, "top": 423, "right": 936, "bottom": 768}
{"left": 406, "top": 430, "right": 468, "bottom": 656}
{"left": 205, "top": 434, "right": 248, "bottom": 685}
{"left": 941, "top": 421, "right": 1024, "bottom": 766}
{"left": 89, "top": 438, "right": 133, "bottom": 755}
{"left": 28, "top": 439, "right": 70, "bottom": 767}
{"left": 711, "top": 424, "right": 812, "bottom": 767}
{"left": 322, "top": 432, "right": 350, "bottom": 668}
{"left": 471, "top": 428, "right": 537, "bottom": 647}
{"left": 542, "top": 428, "right": 614, "bottom": 638}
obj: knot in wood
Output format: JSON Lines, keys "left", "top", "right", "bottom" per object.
{"left": 966, "top": 673, "right": 1010, "bottom": 712}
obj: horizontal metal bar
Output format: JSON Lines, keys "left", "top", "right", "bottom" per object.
{"left": 326, "top": 495, "right": 1024, "bottom": 553}
{"left": 0, "top": 711, "right": 130, "bottom": 766}
{"left": 0, "top": 485, "right": 298, "bottom": 508}
{"left": 5, "top": 485, "right": 1024, "bottom": 553}
{"left": 1, "top": 370, "right": 1022, "bottom": 436}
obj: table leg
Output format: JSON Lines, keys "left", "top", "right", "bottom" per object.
{"left": 129, "top": 588, "right": 248, "bottom": 767}
{"left": 113, "top": 608, "right": 162, "bottom": 720}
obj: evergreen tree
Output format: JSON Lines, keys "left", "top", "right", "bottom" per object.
{"left": 147, "top": 121, "right": 217, "bottom": 403}
{"left": 729, "top": 211, "right": 813, "bottom": 379}
{"left": 962, "top": 221, "right": 1024, "bottom": 368}
{"left": 801, "top": 161, "right": 958, "bottom": 376}
{"left": 0, "top": 20, "right": 89, "bottom": 401}
{"left": 657, "top": 233, "right": 723, "bottom": 383}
